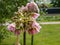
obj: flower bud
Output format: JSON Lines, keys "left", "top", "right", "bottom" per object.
{"left": 7, "top": 23, "right": 16, "bottom": 32}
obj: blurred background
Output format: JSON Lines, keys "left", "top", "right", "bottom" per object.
{"left": 0, "top": 0, "right": 60, "bottom": 45}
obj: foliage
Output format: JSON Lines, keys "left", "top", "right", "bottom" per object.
{"left": 46, "top": 3, "right": 53, "bottom": 8}
{"left": 51, "top": 0, "right": 60, "bottom": 7}
{"left": 0, "top": 26, "right": 10, "bottom": 42}
{"left": 0, "top": 0, "right": 28, "bottom": 23}
{"left": 0, "top": 0, "right": 28, "bottom": 42}
{"left": 37, "top": 14, "right": 60, "bottom": 22}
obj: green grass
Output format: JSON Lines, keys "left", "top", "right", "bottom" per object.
{"left": 0, "top": 24, "right": 60, "bottom": 45}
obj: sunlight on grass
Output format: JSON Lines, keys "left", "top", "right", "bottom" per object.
{"left": 0, "top": 24, "right": 60, "bottom": 45}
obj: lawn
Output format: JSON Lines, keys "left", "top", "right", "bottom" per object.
{"left": 0, "top": 24, "right": 60, "bottom": 45}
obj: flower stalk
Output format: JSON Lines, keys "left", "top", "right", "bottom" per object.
{"left": 15, "top": 35, "right": 20, "bottom": 45}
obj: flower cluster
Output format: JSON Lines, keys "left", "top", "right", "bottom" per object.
{"left": 7, "top": 2, "right": 41, "bottom": 35}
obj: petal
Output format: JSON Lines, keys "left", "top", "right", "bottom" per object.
{"left": 7, "top": 23, "right": 16, "bottom": 32}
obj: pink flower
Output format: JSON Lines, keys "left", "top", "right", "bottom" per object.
{"left": 28, "top": 28, "right": 40, "bottom": 35}
{"left": 28, "top": 29, "right": 36, "bottom": 34}
{"left": 7, "top": 23, "right": 16, "bottom": 32}
{"left": 20, "top": 6, "right": 28, "bottom": 12}
{"left": 26, "top": 2, "right": 39, "bottom": 13}
{"left": 14, "top": 29, "right": 21, "bottom": 35}
{"left": 32, "top": 13, "right": 40, "bottom": 19}
{"left": 32, "top": 21, "right": 41, "bottom": 31}
{"left": 28, "top": 21, "right": 41, "bottom": 35}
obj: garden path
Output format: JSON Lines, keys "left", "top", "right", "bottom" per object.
{"left": 0, "top": 21, "right": 60, "bottom": 26}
